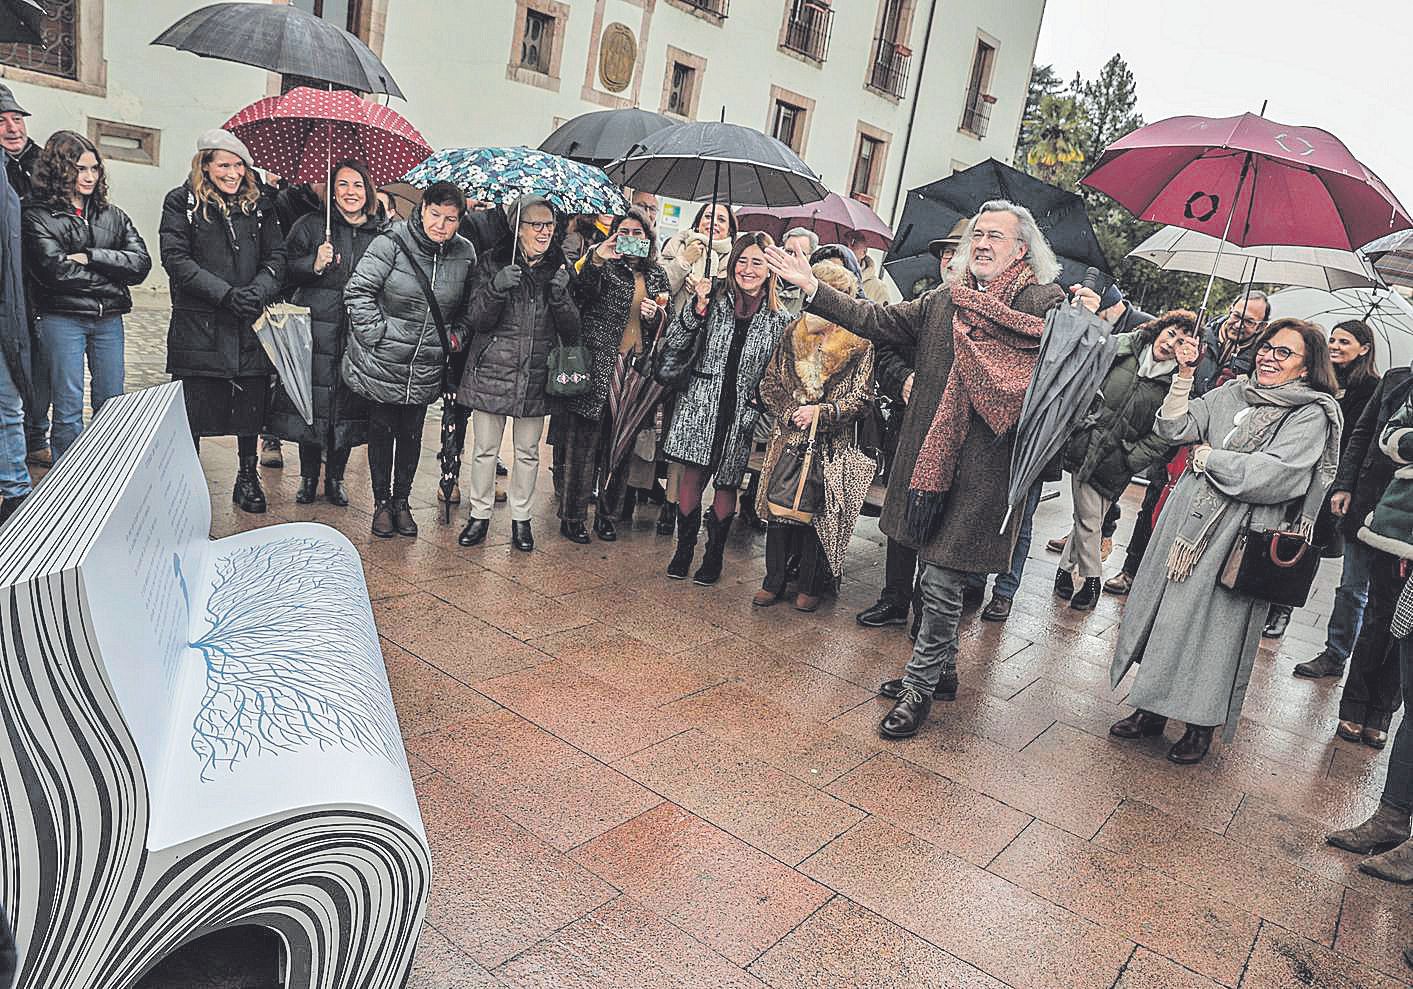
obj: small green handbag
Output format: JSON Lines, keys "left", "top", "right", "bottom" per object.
{"left": 546, "top": 343, "right": 593, "bottom": 398}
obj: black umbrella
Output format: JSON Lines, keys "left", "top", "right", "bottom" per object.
{"left": 884, "top": 158, "right": 1110, "bottom": 299}
{"left": 0, "top": 0, "right": 44, "bottom": 45}
{"left": 152, "top": 2, "right": 403, "bottom": 98}
{"left": 540, "top": 107, "right": 674, "bottom": 168}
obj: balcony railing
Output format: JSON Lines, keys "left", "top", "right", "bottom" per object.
{"left": 960, "top": 91, "right": 994, "bottom": 137}
{"left": 676, "top": 0, "right": 729, "bottom": 18}
{"left": 868, "top": 36, "right": 910, "bottom": 99}
{"left": 782, "top": 2, "right": 833, "bottom": 62}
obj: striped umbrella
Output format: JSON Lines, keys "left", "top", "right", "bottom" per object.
{"left": 603, "top": 338, "right": 669, "bottom": 489}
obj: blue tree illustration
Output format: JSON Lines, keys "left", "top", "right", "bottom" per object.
{"left": 189, "top": 537, "right": 402, "bottom": 781}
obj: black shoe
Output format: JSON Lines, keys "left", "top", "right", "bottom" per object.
{"left": 511, "top": 519, "right": 534, "bottom": 552}
{"left": 593, "top": 514, "right": 617, "bottom": 541}
{"left": 667, "top": 508, "right": 701, "bottom": 579}
{"left": 961, "top": 584, "right": 985, "bottom": 612}
{"left": 980, "top": 595, "right": 1012, "bottom": 622}
{"left": 233, "top": 455, "right": 267, "bottom": 514}
{"left": 372, "top": 500, "right": 396, "bottom": 538}
{"left": 1294, "top": 651, "right": 1345, "bottom": 679}
{"left": 1070, "top": 577, "right": 1101, "bottom": 611}
{"left": 560, "top": 519, "right": 591, "bottom": 544}
{"left": 656, "top": 502, "right": 676, "bottom": 536}
{"left": 390, "top": 497, "right": 417, "bottom": 537}
{"left": 1109, "top": 709, "right": 1167, "bottom": 739}
{"left": 693, "top": 509, "right": 734, "bottom": 585}
{"left": 1054, "top": 567, "right": 1074, "bottom": 600}
{"left": 1168, "top": 724, "right": 1214, "bottom": 764}
{"left": 881, "top": 671, "right": 957, "bottom": 702}
{"left": 458, "top": 517, "right": 489, "bottom": 547}
{"left": 879, "top": 686, "right": 932, "bottom": 739}
{"left": 857, "top": 597, "right": 910, "bottom": 627}
{"left": 324, "top": 477, "right": 349, "bottom": 507}
{"left": 0, "top": 493, "right": 26, "bottom": 525}
{"left": 295, "top": 476, "right": 318, "bottom": 504}
{"left": 1263, "top": 606, "right": 1292, "bottom": 639}
{"left": 495, "top": 457, "right": 509, "bottom": 477}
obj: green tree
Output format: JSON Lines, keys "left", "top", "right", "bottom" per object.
{"left": 1015, "top": 64, "right": 1064, "bottom": 163}
{"left": 1024, "top": 93, "right": 1090, "bottom": 188}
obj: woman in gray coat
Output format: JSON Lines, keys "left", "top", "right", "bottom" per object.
{"left": 343, "top": 181, "right": 475, "bottom": 539}
{"left": 662, "top": 232, "right": 793, "bottom": 585}
{"left": 1109, "top": 318, "right": 1342, "bottom": 764}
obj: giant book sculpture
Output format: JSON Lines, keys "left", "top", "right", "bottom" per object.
{"left": 0, "top": 382, "right": 428, "bottom": 988}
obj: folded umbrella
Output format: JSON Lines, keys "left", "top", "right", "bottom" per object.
{"left": 1128, "top": 225, "right": 1378, "bottom": 292}
{"left": 540, "top": 107, "right": 675, "bottom": 168}
{"left": 603, "top": 341, "right": 668, "bottom": 487}
{"left": 737, "top": 192, "right": 894, "bottom": 251}
{"left": 254, "top": 304, "right": 314, "bottom": 426}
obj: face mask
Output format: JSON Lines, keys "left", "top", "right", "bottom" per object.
{"left": 617, "top": 235, "right": 649, "bottom": 258}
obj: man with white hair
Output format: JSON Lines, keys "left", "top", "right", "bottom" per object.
{"left": 777, "top": 227, "right": 819, "bottom": 317}
{"left": 768, "top": 200, "right": 1096, "bottom": 738}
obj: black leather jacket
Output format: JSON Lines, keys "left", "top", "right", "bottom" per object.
{"left": 22, "top": 200, "right": 151, "bottom": 316}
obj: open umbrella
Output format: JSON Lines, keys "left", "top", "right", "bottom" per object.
{"left": 540, "top": 107, "right": 674, "bottom": 168}
{"left": 224, "top": 87, "right": 432, "bottom": 236}
{"left": 736, "top": 192, "right": 894, "bottom": 252}
{"left": 0, "top": 0, "right": 45, "bottom": 44}
{"left": 152, "top": 2, "right": 403, "bottom": 98}
{"left": 1268, "top": 286, "right": 1413, "bottom": 372}
{"left": 1129, "top": 225, "right": 1378, "bottom": 292}
{"left": 1362, "top": 230, "right": 1413, "bottom": 290}
{"left": 403, "top": 146, "right": 628, "bottom": 217}
{"left": 884, "top": 158, "right": 1110, "bottom": 300}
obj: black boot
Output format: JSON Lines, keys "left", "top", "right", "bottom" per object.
{"left": 656, "top": 501, "right": 677, "bottom": 536}
{"left": 324, "top": 477, "right": 349, "bottom": 507}
{"left": 879, "top": 685, "right": 932, "bottom": 739}
{"left": 1294, "top": 651, "right": 1346, "bottom": 679}
{"left": 1109, "top": 709, "right": 1167, "bottom": 739}
{"left": 1263, "top": 605, "right": 1292, "bottom": 639}
{"left": 1168, "top": 724, "right": 1214, "bottom": 764}
{"left": 666, "top": 508, "right": 701, "bottom": 579}
{"left": 593, "top": 514, "right": 617, "bottom": 541}
{"left": 693, "top": 510, "right": 735, "bottom": 585}
{"left": 233, "top": 455, "right": 267, "bottom": 514}
{"left": 857, "top": 593, "right": 910, "bottom": 627}
{"left": 560, "top": 519, "right": 591, "bottom": 544}
{"left": 0, "top": 493, "right": 26, "bottom": 525}
{"left": 372, "top": 500, "right": 396, "bottom": 538}
{"left": 1070, "top": 577, "right": 1101, "bottom": 611}
{"left": 295, "top": 476, "right": 318, "bottom": 504}
{"left": 1054, "top": 567, "right": 1074, "bottom": 600}
{"left": 390, "top": 497, "right": 417, "bottom": 537}
{"left": 511, "top": 519, "right": 534, "bottom": 552}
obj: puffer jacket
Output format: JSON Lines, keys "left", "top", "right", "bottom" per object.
{"left": 342, "top": 208, "right": 476, "bottom": 406}
{"left": 23, "top": 199, "right": 151, "bottom": 316}
{"left": 1061, "top": 328, "right": 1178, "bottom": 501}
{"left": 159, "top": 182, "right": 285, "bottom": 378}
{"left": 1360, "top": 393, "right": 1413, "bottom": 560}
{"left": 568, "top": 253, "right": 670, "bottom": 420}
{"left": 1333, "top": 368, "right": 1413, "bottom": 541}
{"left": 459, "top": 244, "right": 580, "bottom": 419}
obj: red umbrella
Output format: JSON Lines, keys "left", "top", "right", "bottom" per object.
{"left": 736, "top": 192, "right": 894, "bottom": 251}
{"left": 224, "top": 87, "right": 432, "bottom": 233}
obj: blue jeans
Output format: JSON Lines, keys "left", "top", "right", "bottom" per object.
{"left": 1324, "top": 537, "right": 1373, "bottom": 663}
{"left": 967, "top": 479, "right": 1043, "bottom": 599}
{"left": 40, "top": 313, "right": 124, "bottom": 461}
{"left": 904, "top": 564, "right": 967, "bottom": 691}
{"left": 22, "top": 321, "right": 48, "bottom": 452}
{"left": 0, "top": 352, "right": 29, "bottom": 498}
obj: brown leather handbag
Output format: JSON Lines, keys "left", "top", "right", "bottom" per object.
{"left": 766, "top": 413, "right": 824, "bottom": 524}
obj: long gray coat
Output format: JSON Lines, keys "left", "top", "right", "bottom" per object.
{"left": 807, "top": 280, "right": 1065, "bottom": 574}
{"left": 1110, "top": 380, "right": 1336, "bottom": 739}
{"left": 662, "top": 292, "right": 793, "bottom": 487}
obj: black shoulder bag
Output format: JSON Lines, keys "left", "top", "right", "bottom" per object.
{"left": 390, "top": 237, "right": 453, "bottom": 394}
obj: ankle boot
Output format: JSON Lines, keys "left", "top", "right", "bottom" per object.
{"left": 1167, "top": 724, "right": 1214, "bottom": 764}
{"left": 693, "top": 510, "right": 735, "bottom": 585}
{"left": 1328, "top": 803, "right": 1413, "bottom": 855}
{"left": 372, "top": 499, "right": 396, "bottom": 538}
{"left": 295, "top": 476, "right": 318, "bottom": 504}
{"left": 0, "top": 493, "right": 26, "bottom": 525}
{"left": 324, "top": 477, "right": 349, "bottom": 507}
{"left": 1054, "top": 567, "right": 1074, "bottom": 600}
{"left": 233, "top": 455, "right": 267, "bottom": 514}
{"left": 390, "top": 497, "right": 417, "bottom": 537}
{"left": 1109, "top": 708, "right": 1167, "bottom": 739}
{"left": 1361, "top": 839, "right": 1413, "bottom": 885}
{"left": 666, "top": 508, "right": 701, "bottom": 579}
{"left": 1070, "top": 577, "right": 1101, "bottom": 611}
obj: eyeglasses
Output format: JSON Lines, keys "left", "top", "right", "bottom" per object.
{"left": 1256, "top": 342, "right": 1304, "bottom": 363}
{"left": 969, "top": 230, "right": 1014, "bottom": 244}
{"left": 1228, "top": 312, "right": 1265, "bottom": 330}
{"left": 520, "top": 220, "right": 555, "bottom": 233}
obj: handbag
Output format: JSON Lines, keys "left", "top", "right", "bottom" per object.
{"left": 654, "top": 297, "right": 709, "bottom": 388}
{"left": 766, "top": 412, "right": 824, "bottom": 524}
{"left": 546, "top": 342, "right": 592, "bottom": 398}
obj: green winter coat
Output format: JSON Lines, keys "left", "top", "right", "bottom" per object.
{"left": 1061, "top": 329, "right": 1177, "bottom": 501}
{"left": 1358, "top": 395, "right": 1413, "bottom": 559}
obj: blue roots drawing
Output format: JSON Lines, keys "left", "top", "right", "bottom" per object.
{"left": 189, "top": 536, "right": 402, "bottom": 781}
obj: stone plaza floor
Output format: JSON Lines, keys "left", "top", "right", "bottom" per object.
{"left": 109, "top": 303, "right": 1413, "bottom": 986}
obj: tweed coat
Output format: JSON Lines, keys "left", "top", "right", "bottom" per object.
{"left": 806, "top": 279, "right": 1065, "bottom": 574}
{"left": 567, "top": 254, "right": 671, "bottom": 421}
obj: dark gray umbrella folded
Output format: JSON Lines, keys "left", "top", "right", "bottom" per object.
{"left": 540, "top": 108, "right": 674, "bottom": 168}
{"left": 1004, "top": 300, "right": 1117, "bottom": 532}
{"left": 254, "top": 304, "right": 314, "bottom": 426}
{"left": 0, "top": 0, "right": 44, "bottom": 45}
{"left": 152, "top": 2, "right": 403, "bottom": 98}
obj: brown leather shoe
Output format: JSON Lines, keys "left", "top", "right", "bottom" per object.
{"left": 24, "top": 447, "right": 51, "bottom": 468}
{"left": 752, "top": 587, "right": 783, "bottom": 607}
{"left": 1103, "top": 571, "right": 1134, "bottom": 595}
{"left": 1363, "top": 727, "right": 1389, "bottom": 749}
{"left": 1336, "top": 720, "right": 1364, "bottom": 743}
{"left": 794, "top": 592, "right": 821, "bottom": 612}
{"left": 372, "top": 500, "right": 396, "bottom": 538}
{"left": 1101, "top": 537, "right": 1113, "bottom": 561}
{"left": 1045, "top": 535, "right": 1067, "bottom": 553}
{"left": 980, "top": 595, "right": 1012, "bottom": 622}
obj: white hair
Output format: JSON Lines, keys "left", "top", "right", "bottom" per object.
{"left": 947, "top": 199, "right": 1060, "bottom": 285}
{"left": 782, "top": 226, "right": 819, "bottom": 252}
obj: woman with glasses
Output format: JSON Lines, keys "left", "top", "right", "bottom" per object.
{"left": 1109, "top": 318, "right": 1342, "bottom": 765}
{"left": 457, "top": 194, "right": 580, "bottom": 553}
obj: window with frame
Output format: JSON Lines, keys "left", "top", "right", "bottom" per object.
{"left": 521, "top": 9, "right": 554, "bottom": 74}
{"left": 0, "top": 0, "right": 77, "bottom": 81}
{"left": 960, "top": 39, "right": 996, "bottom": 136}
{"left": 782, "top": 0, "right": 832, "bottom": 63}
{"left": 668, "top": 62, "right": 695, "bottom": 117}
{"left": 772, "top": 100, "right": 805, "bottom": 152}
{"left": 850, "top": 135, "right": 883, "bottom": 203}
{"left": 289, "top": 0, "right": 365, "bottom": 35}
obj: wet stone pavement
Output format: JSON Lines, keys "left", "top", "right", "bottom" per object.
{"left": 111, "top": 303, "right": 1411, "bottom": 987}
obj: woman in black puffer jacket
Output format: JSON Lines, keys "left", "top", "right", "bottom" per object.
{"left": 456, "top": 194, "right": 581, "bottom": 553}
{"left": 343, "top": 181, "right": 475, "bottom": 539}
{"left": 23, "top": 130, "right": 150, "bottom": 463}
{"left": 159, "top": 129, "right": 285, "bottom": 513}
{"left": 558, "top": 207, "right": 670, "bottom": 544}
{"left": 270, "top": 159, "right": 386, "bottom": 508}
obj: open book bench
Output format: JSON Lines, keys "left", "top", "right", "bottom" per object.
{"left": 0, "top": 382, "right": 428, "bottom": 989}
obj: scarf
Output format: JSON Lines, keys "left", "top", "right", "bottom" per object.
{"left": 734, "top": 287, "right": 765, "bottom": 320}
{"left": 791, "top": 314, "right": 869, "bottom": 401}
{"left": 902, "top": 257, "right": 1045, "bottom": 545}
{"left": 1138, "top": 343, "right": 1177, "bottom": 380}
{"left": 1164, "top": 377, "right": 1342, "bottom": 580}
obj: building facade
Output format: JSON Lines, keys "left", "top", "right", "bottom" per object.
{"left": 0, "top": 0, "right": 1046, "bottom": 291}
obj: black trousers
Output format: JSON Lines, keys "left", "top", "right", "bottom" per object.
{"left": 367, "top": 402, "right": 427, "bottom": 502}
{"left": 883, "top": 536, "right": 918, "bottom": 602}
{"left": 298, "top": 442, "right": 352, "bottom": 480}
{"left": 764, "top": 522, "right": 830, "bottom": 596}
{"left": 1122, "top": 480, "right": 1165, "bottom": 576}
{"left": 193, "top": 433, "right": 257, "bottom": 458}
{"left": 557, "top": 412, "right": 624, "bottom": 522}
{"left": 1340, "top": 549, "right": 1407, "bottom": 731}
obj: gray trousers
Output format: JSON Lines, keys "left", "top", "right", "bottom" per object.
{"left": 468, "top": 411, "right": 545, "bottom": 521}
{"left": 902, "top": 564, "right": 968, "bottom": 692}
{"left": 1057, "top": 476, "right": 1112, "bottom": 579}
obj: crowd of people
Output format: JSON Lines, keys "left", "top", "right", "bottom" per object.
{"left": 0, "top": 91, "right": 1411, "bottom": 911}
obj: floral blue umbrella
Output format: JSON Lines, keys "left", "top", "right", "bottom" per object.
{"left": 401, "top": 146, "right": 629, "bottom": 216}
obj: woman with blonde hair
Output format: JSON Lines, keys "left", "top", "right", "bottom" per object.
{"left": 158, "top": 129, "right": 285, "bottom": 512}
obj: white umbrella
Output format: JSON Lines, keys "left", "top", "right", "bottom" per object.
{"left": 1129, "top": 226, "right": 1378, "bottom": 291}
{"left": 1268, "top": 286, "right": 1413, "bottom": 371}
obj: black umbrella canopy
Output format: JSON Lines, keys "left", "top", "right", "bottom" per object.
{"left": 540, "top": 107, "right": 674, "bottom": 168}
{"left": 152, "top": 2, "right": 403, "bottom": 98}
{"left": 606, "top": 120, "right": 827, "bottom": 208}
{"left": 0, "top": 0, "right": 44, "bottom": 45}
{"left": 884, "top": 158, "right": 1109, "bottom": 299}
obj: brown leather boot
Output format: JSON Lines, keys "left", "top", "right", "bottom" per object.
{"left": 1328, "top": 803, "right": 1412, "bottom": 855}
{"left": 1361, "top": 839, "right": 1413, "bottom": 884}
